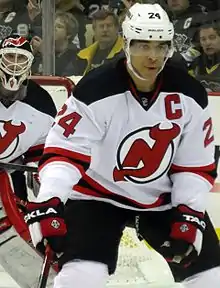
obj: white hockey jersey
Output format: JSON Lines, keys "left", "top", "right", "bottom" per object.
{"left": 38, "top": 58, "right": 216, "bottom": 213}
{"left": 0, "top": 80, "right": 57, "bottom": 164}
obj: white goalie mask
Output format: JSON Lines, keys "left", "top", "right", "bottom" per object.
{"left": 122, "top": 3, "right": 174, "bottom": 80}
{"left": 0, "top": 35, "right": 34, "bottom": 91}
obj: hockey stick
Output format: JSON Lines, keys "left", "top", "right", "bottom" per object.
{"left": 37, "top": 245, "right": 54, "bottom": 288}
{"left": 0, "top": 162, "right": 38, "bottom": 173}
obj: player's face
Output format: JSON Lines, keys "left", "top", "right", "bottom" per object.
{"left": 167, "top": 0, "right": 189, "bottom": 12}
{"left": 93, "top": 16, "right": 119, "bottom": 46}
{"left": 129, "top": 40, "right": 169, "bottom": 79}
{"left": 200, "top": 28, "right": 220, "bottom": 56}
{"left": 2, "top": 53, "right": 28, "bottom": 74}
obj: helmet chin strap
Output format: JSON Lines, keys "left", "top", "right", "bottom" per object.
{"left": 126, "top": 53, "right": 147, "bottom": 81}
{"left": 126, "top": 49, "right": 170, "bottom": 82}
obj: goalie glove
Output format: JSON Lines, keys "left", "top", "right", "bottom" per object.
{"left": 24, "top": 197, "right": 67, "bottom": 254}
{"left": 160, "top": 205, "right": 206, "bottom": 268}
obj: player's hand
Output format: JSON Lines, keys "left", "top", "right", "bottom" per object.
{"left": 160, "top": 205, "right": 206, "bottom": 267}
{"left": 30, "top": 36, "right": 42, "bottom": 54}
{"left": 24, "top": 197, "right": 67, "bottom": 254}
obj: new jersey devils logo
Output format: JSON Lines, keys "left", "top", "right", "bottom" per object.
{"left": 0, "top": 120, "right": 26, "bottom": 160}
{"left": 113, "top": 122, "right": 180, "bottom": 184}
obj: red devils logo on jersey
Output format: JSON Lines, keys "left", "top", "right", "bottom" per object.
{"left": 2, "top": 37, "right": 27, "bottom": 48}
{"left": 113, "top": 122, "right": 180, "bottom": 184}
{"left": 0, "top": 120, "right": 26, "bottom": 160}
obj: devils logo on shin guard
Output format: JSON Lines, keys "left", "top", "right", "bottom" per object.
{"left": 113, "top": 122, "right": 180, "bottom": 183}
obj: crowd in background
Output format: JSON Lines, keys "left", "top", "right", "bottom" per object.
{"left": 1, "top": 0, "right": 220, "bottom": 91}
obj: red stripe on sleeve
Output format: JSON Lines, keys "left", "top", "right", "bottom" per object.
{"left": 39, "top": 156, "right": 86, "bottom": 176}
{"left": 44, "top": 147, "right": 91, "bottom": 163}
{"left": 170, "top": 163, "right": 216, "bottom": 185}
{"left": 28, "top": 144, "right": 44, "bottom": 152}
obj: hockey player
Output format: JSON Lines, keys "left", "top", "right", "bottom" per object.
{"left": 0, "top": 33, "right": 57, "bottom": 287}
{"left": 0, "top": 34, "right": 57, "bottom": 199}
{"left": 25, "top": 3, "right": 220, "bottom": 288}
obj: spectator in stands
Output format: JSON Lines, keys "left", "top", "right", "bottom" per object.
{"left": 166, "top": 0, "right": 220, "bottom": 66}
{"left": 32, "top": 10, "right": 79, "bottom": 76}
{"left": 0, "top": 0, "right": 36, "bottom": 40}
{"left": 193, "top": 0, "right": 220, "bottom": 11}
{"left": 29, "top": 0, "right": 85, "bottom": 50}
{"left": 26, "top": 0, "right": 43, "bottom": 45}
{"left": 115, "top": 0, "right": 138, "bottom": 26}
{"left": 27, "top": 0, "right": 41, "bottom": 22}
{"left": 189, "top": 23, "right": 220, "bottom": 92}
{"left": 56, "top": 0, "right": 87, "bottom": 49}
{"left": 166, "top": 0, "right": 207, "bottom": 57}
{"left": 74, "top": 9, "right": 123, "bottom": 76}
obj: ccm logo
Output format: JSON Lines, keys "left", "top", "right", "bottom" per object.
{"left": 24, "top": 207, "right": 57, "bottom": 223}
{"left": 183, "top": 214, "right": 206, "bottom": 230}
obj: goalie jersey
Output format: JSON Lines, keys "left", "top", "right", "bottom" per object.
{"left": 38, "top": 58, "right": 216, "bottom": 213}
{"left": 0, "top": 79, "right": 57, "bottom": 164}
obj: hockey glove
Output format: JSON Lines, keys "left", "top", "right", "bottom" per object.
{"left": 24, "top": 197, "right": 67, "bottom": 254}
{"left": 160, "top": 205, "right": 206, "bottom": 268}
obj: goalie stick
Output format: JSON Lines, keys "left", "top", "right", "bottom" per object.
{"left": 0, "top": 162, "right": 38, "bottom": 173}
{"left": 37, "top": 245, "right": 54, "bottom": 288}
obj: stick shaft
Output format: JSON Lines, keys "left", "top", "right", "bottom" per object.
{"left": 0, "top": 162, "right": 38, "bottom": 173}
{"left": 37, "top": 245, "right": 54, "bottom": 288}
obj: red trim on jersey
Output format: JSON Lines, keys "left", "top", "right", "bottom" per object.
{"left": 44, "top": 147, "right": 91, "bottom": 163}
{"left": 25, "top": 155, "right": 41, "bottom": 163}
{"left": 128, "top": 72, "right": 163, "bottom": 105}
{"left": 28, "top": 144, "right": 44, "bottom": 152}
{"left": 193, "top": 172, "right": 215, "bottom": 185}
{"left": 74, "top": 174, "right": 170, "bottom": 208}
{"left": 38, "top": 156, "right": 86, "bottom": 176}
{"left": 171, "top": 163, "right": 216, "bottom": 172}
{"left": 73, "top": 185, "right": 102, "bottom": 198}
{"left": 24, "top": 144, "right": 44, "bottom": 163}
{"left": 170, "top": 163, "right": 216, "bottom": 185}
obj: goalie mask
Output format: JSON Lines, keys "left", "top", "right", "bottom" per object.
{"left": 122, "top": 3, "right": 174, "bottom": 80}
{"left": 0, "top": 35, "right": 34, "bottom": 91}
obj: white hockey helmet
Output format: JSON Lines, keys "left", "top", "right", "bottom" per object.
{"left": 122, "top": 3, "right": 174, "bottom": 78}
{"left": 0, "top": 35, "right": 34, "bottom": 91}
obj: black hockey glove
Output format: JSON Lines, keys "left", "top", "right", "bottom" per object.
{"left": 24, "top": 197, "right": 67, "bottom": 254}
{"left": 160, "top": 205, "right": 206, "bottom": 268}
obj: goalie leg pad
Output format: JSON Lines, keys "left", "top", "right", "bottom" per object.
{"left": 53, "top": 260, "right": 108, "bottom": 288}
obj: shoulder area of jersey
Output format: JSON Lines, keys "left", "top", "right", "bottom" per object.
{"left": 26, "top": 79, "right": 52, "bottom": 100}
{"left": 73, "top": 58, "right": 126, "bottom": 105}
{"left": 24, "top": 79, "right": 57, "bottom": 118}
{"left": 163, "top": 64, "right": 208, "bottom": 109}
